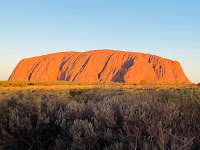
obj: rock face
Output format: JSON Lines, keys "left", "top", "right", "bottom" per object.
{"left": 9, "top": 50, "right": 190, "bottom": 83}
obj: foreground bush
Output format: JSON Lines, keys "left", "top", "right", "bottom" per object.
{"left": 0, "top": 88, "right": 200, "bottom": 149}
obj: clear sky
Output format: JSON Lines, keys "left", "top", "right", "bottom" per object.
{"left": 0, "top": 0, "right": 199, "bottom": 83}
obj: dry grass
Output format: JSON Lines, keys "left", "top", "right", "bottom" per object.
{"left": 0, "top": 81, "right": 197, "bottom": 101}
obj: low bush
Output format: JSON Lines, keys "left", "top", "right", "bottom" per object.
{"left": 69, "top": 88, "right": 88, "bottom": 97}
{"left": 140, "top": 80, "right": 148, "bottom": 85}
{"left": 0, "top": 83, "right": 10, "bottom": 87}
{"left": 0, "top": 88, "right": 200, "bottom": 149}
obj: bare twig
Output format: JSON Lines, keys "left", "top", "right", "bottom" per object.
{"left": 163, "top": 130, "right": 184, "bottom": 143}
{"left": 142, "top": 117, "right": 194, "bottom": 149}
{"left": 181, "top": 137, "right": 196, "bottom": 149}
{"left": 29, "top": 143, "right": 34, "bottom": 150}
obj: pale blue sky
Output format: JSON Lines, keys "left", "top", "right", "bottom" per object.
{"left": 0, "top": 0, "right": 199, "bottom": 83}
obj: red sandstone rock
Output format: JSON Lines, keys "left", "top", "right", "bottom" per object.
{"left": 9, "top": 50, "right": 191, "bottom": 83}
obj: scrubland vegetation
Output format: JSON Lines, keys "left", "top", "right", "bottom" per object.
{"left": 0, "top": 81, "right": 200, "bottom": 149}
{"left": 0, "top": 81, "right": 197, "bottom": 88}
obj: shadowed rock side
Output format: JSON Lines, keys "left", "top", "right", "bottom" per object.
{"left": 9, "top": 50, "right": 191, "bottom": 83}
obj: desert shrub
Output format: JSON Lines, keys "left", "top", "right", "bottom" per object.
{"left": 0, "top": 93, "right": 67, "bottom": 150}
{"left": 1, "top": 92, "right": 6, "bottom": 95}
{"left": 11, "top": 82, "right": 27, "bottom": 87}
{"left": 0, "top": 81, "right": 29, "bottom": 87}
{"left": 71, "top": 88, "right": 131, "bottom": 102}
{"left": 67, "top": 100, "right": 86, "bottom": 122}
{"left": 27, "top": 82, "right": 35, "bottom": 85}
{"left": 0, "top": 88, "right": 200, "bottom": 149}
{"left": 70, "top": 119, "right": 98, "bottom": 149}
{"left": 0, "top": 82, "right": 10, "bottom": 87}
{"left": 140, "top": 80, "right": 147, "bottom": 85}
{"left": 69, "top": 88, "right": 88, "bottom": 97}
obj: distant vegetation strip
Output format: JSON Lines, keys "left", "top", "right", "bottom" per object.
{"left": 0, "top": 81, "right": 198, "bottom": 88}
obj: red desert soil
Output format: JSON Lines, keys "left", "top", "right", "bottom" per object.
{"left": 9, "top": 49, "right": 190, "bottom": 83}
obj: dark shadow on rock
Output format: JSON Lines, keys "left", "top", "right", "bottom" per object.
{"left": 111, "top": 56, "right": 136, "bottom": 83}
{"left": 98, "top": 52, "right": 116, "bottom": 79}
{"left": 72, "top": 56, "right": 91, "bottom": 82}
{"left": 58, "top": 54, "right": 76, "bottom": 80}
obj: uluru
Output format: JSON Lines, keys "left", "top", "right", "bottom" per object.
{"left": 9, "top": 49, "right": 190, "bottom": 83}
